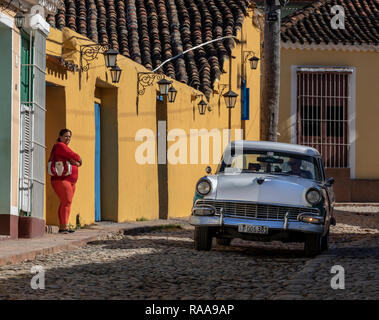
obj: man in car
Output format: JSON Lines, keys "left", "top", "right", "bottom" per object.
{"left": 288, "top": 158, "right": 313, "bottom": 179}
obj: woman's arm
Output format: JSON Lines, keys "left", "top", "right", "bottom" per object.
{"left": 54, "top": 142, "right": 81, "bottom": 162}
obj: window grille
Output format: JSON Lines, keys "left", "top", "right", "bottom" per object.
{"left": 19, "top": 30, "right": 47, "bottom": 218}
{"left": 296, "top": 69, "right": 351, "bottom": 168}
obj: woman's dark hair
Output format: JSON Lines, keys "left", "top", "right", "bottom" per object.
{"left": 57, "top": 129, "right": 72, "bottom": 142}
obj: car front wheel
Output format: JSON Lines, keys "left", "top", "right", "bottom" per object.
{"left": 321, "top": 229, "right": 329, "bottom": 251}
{"left": 304, "top": 233, "right": 322, "bottom": 257}
{"left": 194, "top": 227, "right": 213, "bottom": 251}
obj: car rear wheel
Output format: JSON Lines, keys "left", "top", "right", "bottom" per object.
{"left": 304, "top": 233, "right": 322, "bottom": 257}
{"left": 216, "top": 238, "right": 232, "bottom": 246}
{"left": 194, "top": 227, "right": 212, "bottom": 251}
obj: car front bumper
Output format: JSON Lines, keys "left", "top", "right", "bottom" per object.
{"left": 189, "top": 214, "right": 324, "bottom": 234}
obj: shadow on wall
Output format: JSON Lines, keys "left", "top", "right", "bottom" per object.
{"left": 46, "top": 62, "right": 68, "bottom": 81}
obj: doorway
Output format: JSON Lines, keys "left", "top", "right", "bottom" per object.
{"left": 156, "top": 95, "right": 168, "bottom": 219}
{"left": 94, "top": 85, "right": 118, "bottom": 222}
{"left": 95, "top": 102, "right": 101, "bottom": 221}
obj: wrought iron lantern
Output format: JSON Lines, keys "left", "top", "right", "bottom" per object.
{"left": 198, "top": 99, "right": 207, "bottom": 115}
{"left": 168, "top": 85, "right": 178, "bottom": 103}
{"left": 110, "top": 65, "right": 122, "bottom": 83}
{"left": 223, "top": 90, "right": 238, "bottom": 109}
{"left": 157, "top": 78, "right": 172, "bottom": 96}
{"left": 249, "top": 56, "right": 260, "bottom": 70}
{"left": 15, "top": 12, "right": 25, "bottom": 29}
{"left": 104, "top": 48, "right": 118, "bottom": 68}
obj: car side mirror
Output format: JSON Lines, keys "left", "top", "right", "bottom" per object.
{"left": 326, "top": 177, "right": 335, "bottom": 186}
{"left": 205, "top": 166, "right": 212, "bottom": 174}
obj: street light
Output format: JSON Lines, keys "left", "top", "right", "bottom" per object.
{"left": 248, "top": 56, "right": 260, "bottom": 70}
{"left": 104, "top": 48, "right": 118, "bottom": 68}
{"left": 110, "top": 65, "right": 122, "bottom": 83}
{"left": 223, "top": 90, "right": 238, "bottom": 109}
{"left": 168, "top": 85, "right": 178, "bottom": 103}
{"left": 198, "top": 98, "right": 207, "bottom": 115}
{"left": 157, "top": 78, "right": 172, "bottom": 96}
{"left": 15, "top": 11, "right": 25, "bottom": 29}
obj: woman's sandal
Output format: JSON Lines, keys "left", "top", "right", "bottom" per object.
{"left": 58, "top": 229, "right": 69, "bottom": 234}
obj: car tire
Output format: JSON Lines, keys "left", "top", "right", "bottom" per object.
{"left": 194, "top": 227, "right": 212, "bottom": 251}
{"left": 321, "top": 229, "right": 329, "bottom": 251}
{"left": 304, "top": 233, "right": 322, "bottom": 257}
{"left": 216, "top": 238, "right": 232, "bottom": 246}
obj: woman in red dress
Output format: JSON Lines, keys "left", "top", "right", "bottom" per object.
{"left": 49, "top": 129, "right": 82, "bottom": 234}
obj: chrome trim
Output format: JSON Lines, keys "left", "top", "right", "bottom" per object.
{"left": 194, "top": 199, "right": 320, "bottom": 221}
{"left": 189, "top": 215, "right": 324, "bottom": 234}
{"left": 283, "top": 212, "right": 289, "bottom": 230}
{"left": 195, "top": 198, "right": 318, "bottom": 211}
{"left": 191, "top": 204, "right": 216, "bottom": 216}
{"left": 219, "top": 208, "right": 224, "bottom": 226}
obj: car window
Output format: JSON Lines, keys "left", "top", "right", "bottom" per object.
{"left": 219, "top": 149, "right": 322, "bottom": 181}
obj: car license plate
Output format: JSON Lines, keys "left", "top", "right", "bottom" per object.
{"left": 238, "top": 224, "right": 268, "bottom": 234}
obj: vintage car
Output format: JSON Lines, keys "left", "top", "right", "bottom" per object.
{"left": 190, "top": 140, "right": 336, "bottom": 257}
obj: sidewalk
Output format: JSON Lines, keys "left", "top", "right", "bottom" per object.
{"left": 0, "top": 218, "right": 189, "bottom": 266}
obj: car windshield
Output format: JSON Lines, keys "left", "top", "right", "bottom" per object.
{"left": 218, "top": 149, "right": 322, "bottom": 181}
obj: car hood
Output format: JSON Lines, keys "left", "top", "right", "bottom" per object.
{"left": 214, "top": 173, "right": 317, "bottom": 207}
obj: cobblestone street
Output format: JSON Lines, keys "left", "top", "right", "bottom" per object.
{"left": 0, "top": 209, "right": 378, "bottom": 300}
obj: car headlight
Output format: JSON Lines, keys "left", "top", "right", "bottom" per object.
{"left": 306, "top": 188, "right": 321, "bottom": 205}
{"left": 196, "top": 180, "right": 211, "bottom": 195}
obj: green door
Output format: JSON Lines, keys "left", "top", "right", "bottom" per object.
{"left": 20, "top": 34, "right": 33, "bottom": 104}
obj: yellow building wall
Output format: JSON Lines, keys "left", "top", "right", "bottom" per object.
{"left": 166, "top": 17, "right": 261, "bottom": 218}
{"left": 279, "top": 48, "right": 379, "bottom": 179}
{"left": 44, "top": 10, "right": 261, "bottom": 225}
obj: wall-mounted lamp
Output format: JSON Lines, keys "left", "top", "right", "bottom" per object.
{"left": 198, "top": 98, "right": 208, "bottom": 115}
{"left": 168, "top": 85, "right": 178, "bottom": 103}
{"left": 137, "top": 72, "right": 177, "bottom": 110}
{"left": 104, "top": 48, "right": 118, "bottom": 68}
{"left": 15, "top": 11, "right": 25, "bottom": 29}
{"left": 80, "top": 44, "right": 119, "bottom": 72}
{"left": 110, "top": 65, "right": 122, "bottom": 83}
{"left": 248, "top": 56, "right": 260, "bottom": 70}
{"left": 79, "top": 44, "right": 122, "bottom": 88}
{"left": 223, "top": 90, "right": 238, "bottom": 109}
{"left": 192, "top": 93, "right": 207, "bottom": 115}
{"left": 157, "top": 78, "right": 172, "bottom": 96}
{"left": 243, "top": 51, "right": 260, "bottom": 70}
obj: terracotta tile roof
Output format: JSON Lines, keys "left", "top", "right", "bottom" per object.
{"left": 281, "top": 0, "right": 379, "bottom": 46}
{"left": 47, "top": 0, "right": 252, "bottom": 98}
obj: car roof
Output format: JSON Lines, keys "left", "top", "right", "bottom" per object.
{"left": 227, "top": 140, "right": 321, "bottom": 157}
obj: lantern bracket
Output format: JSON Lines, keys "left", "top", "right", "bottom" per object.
{"left": 80, "top": 43, "right": 110, "bottom": 72}
{"left": 137, "top": 72, "right": 165, "bottom": 97}
{"left": 243, "top": 51, "right": 257, "bottom": 64}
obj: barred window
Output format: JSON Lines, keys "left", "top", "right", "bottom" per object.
{"left": 297, "top": 69, "right": 351, "bottom": 168}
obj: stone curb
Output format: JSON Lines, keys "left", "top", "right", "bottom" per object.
{"left": 335, "top": 203, "right": 379, "bottom": 207}
{"left": 0, "top": 219, "right": 189, "bottom": 267}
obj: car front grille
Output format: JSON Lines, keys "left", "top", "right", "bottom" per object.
{"left": 195, "top": 199, "right": 319, "bottom": 221}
